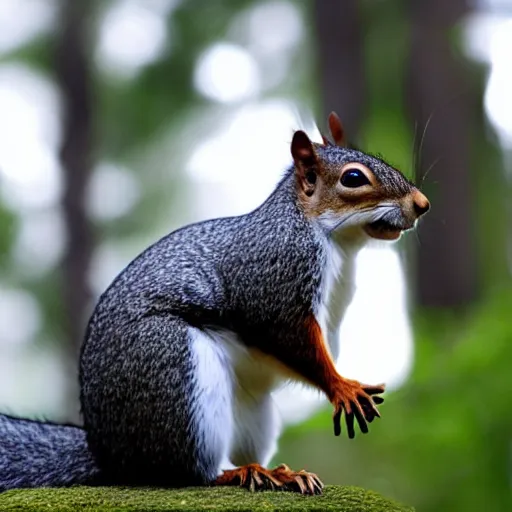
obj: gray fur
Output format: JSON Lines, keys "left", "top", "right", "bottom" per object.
{"left": 0, "top": 144, "right": 415, "bottom": 490}
{"left": 0, "top": 414, "right": 100, "bottom": 491}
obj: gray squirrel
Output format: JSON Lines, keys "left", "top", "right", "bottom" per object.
{"left": 0, "top": 112, "right": 429, "bottom": 495}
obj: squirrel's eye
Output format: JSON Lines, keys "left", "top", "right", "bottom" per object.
{"left": 340, "top": 169, "right": 370, "bottom": 188}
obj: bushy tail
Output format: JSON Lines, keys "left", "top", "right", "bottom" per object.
{"left": 0, "top": 413, "right": 101, "bottom": 491}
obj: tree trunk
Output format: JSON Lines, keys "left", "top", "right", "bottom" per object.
{"left": 55, "top": 0, "right": 95, "bottom": 418}
{"left": 312, "top": 0, "right": 366, "bottom": 141}
{"left": 405, "top": 0, "right": 479, "bottom": 307}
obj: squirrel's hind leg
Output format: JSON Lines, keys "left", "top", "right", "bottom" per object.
{"left": 82, "top": 316, "right": 234, "bottom": 487}
{"left": 215, "top": 374, "right": 323, "bottom": 495}
{"left": 229, "top": 391, "right": 280, "bottom": 467}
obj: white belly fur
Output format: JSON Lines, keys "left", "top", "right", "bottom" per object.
{"left": 200, "top": 328, "right": 290, "bottom": 468}
{"left": 204, "top": 328, "right": 288, "bottom": 396}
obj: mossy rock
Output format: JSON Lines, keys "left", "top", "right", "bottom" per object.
{"left": 0, "top": 485, "right": 413, "bottom": 511}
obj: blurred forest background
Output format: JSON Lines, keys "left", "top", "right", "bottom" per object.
{"left": 0, "top": 0, "right": 511, "bottom": 510}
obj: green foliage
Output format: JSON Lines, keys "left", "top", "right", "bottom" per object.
{"left": 0, "top": 485, "right": 413, "bottom": 512}
{"left": 0, "top": 205, "right": 16, "bottom": 270}
{"left": 97, "top": 0, "right": 255, "bottom": 160}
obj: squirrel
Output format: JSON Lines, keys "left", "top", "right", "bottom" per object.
{"left": 0, "top": 112, "right": 429, "bottom": 495}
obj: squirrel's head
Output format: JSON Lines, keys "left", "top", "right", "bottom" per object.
{"left": 292, "top": 112, "right": 430, "bottom": 242}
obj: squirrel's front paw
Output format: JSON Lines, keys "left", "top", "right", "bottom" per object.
{"left": 331, "top": 379, "right": 385, "bottom": 439}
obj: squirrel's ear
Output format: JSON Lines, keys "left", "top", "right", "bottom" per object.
{"left": 291, "top": 130, "right": 318, "bottom": 197}
{"left": 328, "top": 111, "right": 347, "bottom": 147}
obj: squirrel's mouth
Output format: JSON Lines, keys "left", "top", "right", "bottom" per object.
{"left": 364, "top": 219, "right": 403, "bottom": 240}
{"left": 364, "top": 208, "right": 415, "bottom": 241}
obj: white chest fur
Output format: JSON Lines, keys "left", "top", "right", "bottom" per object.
{"left": 316, "top": 235, "right": 362, "bottom": 362}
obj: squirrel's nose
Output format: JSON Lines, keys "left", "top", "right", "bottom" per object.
{"left": 412, "top": 190, "right": 430, "bottom": 217}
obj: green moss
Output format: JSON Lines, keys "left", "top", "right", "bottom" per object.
{"left": 0, "top": 485, "right": 413, "bottom": 511}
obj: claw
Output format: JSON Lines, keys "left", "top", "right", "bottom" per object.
{"left": 306, "top": 478, "right": 316, "bottom": 495}
{"left": 332, "top": 379, "right": 385, "bottom": 438}
{"left": 363, "top": 384, "right": 386, "bottom": 395}
{"left": 345, "top": 410, "right": 355, "bottom": 439}
{"left": 252, "top": 470, "right": 264, "bottom": 488}
{"left": 300, "top": 471, "right": 316, "bottom": 495}
{"left": 333, "top": 407, "right": 342, "bottom": 436}
{"left": 294, "top": 475, "right": 307, "bottom": 494}
{"left": 353, "top": 400, "right": 368, "bottom": 433}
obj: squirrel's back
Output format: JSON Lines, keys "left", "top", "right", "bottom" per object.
{"left": 84, "top": 170, "right": 324, "bottom": 340}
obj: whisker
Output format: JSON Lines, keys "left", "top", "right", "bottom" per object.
{"left": 411, "top": 120, "right": 419, "bottom": 179}
{"left": 417, "top": 112, "right": 433, "bottom": 184}
{"left": 415, "top": 89, "right": 469, "bottom": 186}
{"left": 420, "top": 157, "right": 441, "bottom": 187}
{"left": 413, "top": 222, "right": 422, "bottom": 246}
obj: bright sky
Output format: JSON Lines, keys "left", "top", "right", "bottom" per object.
{"left": 0, "top": 0, "right": 510, "bottom": 420}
